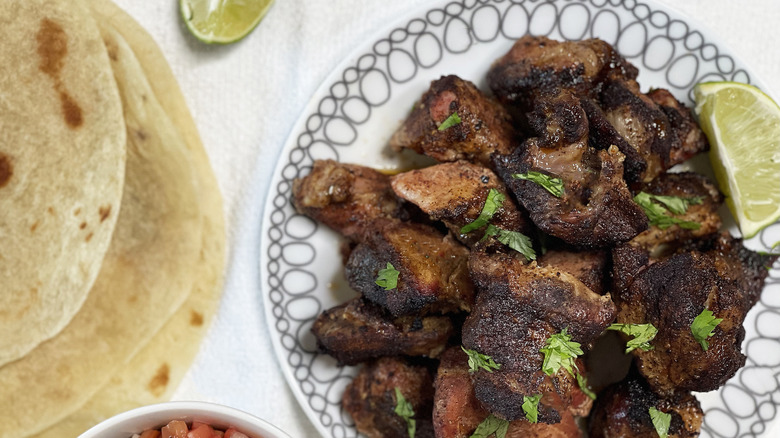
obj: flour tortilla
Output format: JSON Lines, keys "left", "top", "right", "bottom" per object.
{"left": 0, "top": 15, "right": 205, "bottom": 437}
{"left": 0, "top": 0, "right": 126, "bottom": 366}
{"left": 31, "top": 2, "right": 227, "bottom": 435}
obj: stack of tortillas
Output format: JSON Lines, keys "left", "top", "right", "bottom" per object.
{"left": 0, "top": 0, "right": 226, "bottom": 436}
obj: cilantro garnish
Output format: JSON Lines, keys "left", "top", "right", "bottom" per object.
{"left": 394, "top": 387, "right": 416, "bottom": 438}
{"left": 648, "top": 407, "right": 671, "bottom": 438}
{"left": 576, "top": 372, "right": 597, "bottom": 400}
{"left": 482, "top": 225, "right": 536, "bottom": 260}
{"left": 438, "top": 112, "right": 462, "bottom": 131}
{"left": 512, "top": 171, "right": 564, "bottom": 197}
{"left": 522, "top": 394, "right": 542, "bottom": 423}
{"left": 375, "top": 262, "right": 399, "bottom": 290}
{"left": 462, "top": 346, "right": 501, "bottom": 373}
{"left": 690, "top": 308, "right": 723, "bottom": 351}
{"left": 461, "top": 189, "right": 505, "bottom": 234}
{"left": 470, "top": 414, "right": 509, "bottom": 438}
{"left": 539, "top": 328, "right": 583, "bottom": 376}
{"left": 607, "top": 323, "right": 658, "bottom": 353}
{"left": 633, "top": 191, "right": 702, "bottom": 230}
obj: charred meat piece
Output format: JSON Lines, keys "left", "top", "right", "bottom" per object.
{"left": 630, "top": 172, "right": 723, "bottom": 254}
{"left": 598, "top": 79, "right": 675, "bottom": 183}
{"left": 538, "top": 249, "right": 608, "bottom": 295}
{"left": 487, "top": 36, "right": 637, "bottom": 118}
{"left": 433, "top": 347, "right": 583, "bottom": 438}
{"left": 589, "top": 371, "right": 703, "bottom": 438}
{"left": 292, "top": 160, "right": 405, "bottom": 241}
{"left": 390, "top": 75, "right": 517, "bottom": 167}
{"left": 345, "top": 219, "right": 474, "bottom": 316}
{"left": 311, "top": 297, "right": 454, "bottom": 365}
{"left": 461, "top": 250, "right": 614, "bottom": 421}
{"left": 647, "top": 88, "right": 709, "bottom": 166}
{"left": 343, "top": 357, "right": 435, "bottom": 438}
{"left": 494, "top": 89, "right": 648, "bottom": 247}
{"left": 612, "top": 232, "right": 775, "bottom": 395}
{"left": 391, "top": 161, "right": 531, "bottom": 248}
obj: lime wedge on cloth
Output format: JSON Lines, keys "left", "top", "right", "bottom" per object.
{"left": 180, "top": 0, "right": 273, "bottom": 44}
{"left": 694, "top": 81, "right": 780, "bottom": 238}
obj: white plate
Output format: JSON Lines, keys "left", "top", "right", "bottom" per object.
{"left": 260, "top": 1, "right": 780, "bottom": 437}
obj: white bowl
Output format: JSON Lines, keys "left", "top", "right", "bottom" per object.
{"left": 78, "top": 401, "right": 292, "bottom": 438}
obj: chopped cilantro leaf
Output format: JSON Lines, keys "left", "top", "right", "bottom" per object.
{"left": 690, "top": 308, "right": 723, "bottom": 351}
{"left": 522, "top": 394, "right": 542, "bottom": 423}
{"left": 607, "top": 323, "right": 658, "bottom": 353}
{"left": 462, "top": 346, "right": 501, "bottom": 373}
{"left": 649, "top": 407, "right": 671, "bottom": 438}
{"left": 576, "top": 372, "right": 596, "bottom": 400}
{"left": 634, "top": 191, "right": 702, "bottom": 230}
{"left": 470, "top": 414, "right": 509, "bottom": 438}
{"left": 512, "top": 171, "right": 564, "bottom": 197}
{"left": 539, "top": 328, "right": 583, "bottom": 376}
{"left": 482, "top": 225, "right": 537, "bottom": 260}
{"left": 375, "top": 262, "right": 399, "bottom": 290}
{"left": 394, "top": 387, "right": 416, "bottom": 438}
{"left": 461, "top": 189, "right": 505, "bottom": 234}
{"left": 438, "top": 112, "right": 462, "bottom": 131}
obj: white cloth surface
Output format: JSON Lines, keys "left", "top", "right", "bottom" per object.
{"left": 109, "top": 1, "right": 780, "bottom": 437}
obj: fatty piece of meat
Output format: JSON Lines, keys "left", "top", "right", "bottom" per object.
{"left": 461, "top": 250, "right": 614, "bottom": 421}
{"left": 487, "top": 36, "right": 638, "bottom": 119}
{"left": 611, "top": 232, "right": 776, "bottom": 395}
{"left": 630, "top": 172, "right": 723, "bottom": 254}
{"left": 588, "top": 371, "right": 703, "bottom": 438}
{"left": 311, "top": 297, "right": 454, "bottom": 365}
{"left": 433, "top": 347, "right": 583, "bottom": 438}
{"left": 389, "top": 75, "right": 517, "bottom": 167}
{"left": 538, "top": 249, "right": 608, "bottom": 294}
{"left": 647, "top": 88, "right": 709, "bottom": 166}
{"left": 291, "top": 160, "right": 405, "bottom": 241}
{"left": 343, "top": 357, "right": 436, "bottom": 438}
{"left": 598, "top": 79, "right": 675, "bottom": 183}
{"left": 391, "top": 161, "right": 531, "bottom": 248}
{"left": 493, "top": 89, "right": 647, "bottom": 247}
{"left": 345, "top": 219, "right": 474, "bottom": 316}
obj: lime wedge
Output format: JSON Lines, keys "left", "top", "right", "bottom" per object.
{"left": 694, "top": 81, "right": 780, "bottom": 238}
{"left": 180, "top": 0, "right": 274, "bottom": 44}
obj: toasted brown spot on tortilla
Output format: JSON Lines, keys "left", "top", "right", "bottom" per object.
{"left": 147, "top": 363, "right": 170, "bottom": 396}
{"left": 36, "top": 18, "right": 84, "bottom": 128}
{"left": 85, "top": 232, "right": 93, "bottom": 242}
{"left": 79, "top": 221, "right": 87, "bottom": 229}
{"left": 59, "top": 90, "right": 83, "bottom": 128}
{"left": 190, "top": 310, "right": 204, "bottom": 327}
{"left": 0, "top": 153, "right": 11, "bottom": 188}
{"left": 36, "top": 19, "right": 67, "bottom": 77}
{"left": 99, "top": 205, "right": 111, "bottom": 222}
{"left": 74, "top": 207, "right": 81, "bottom": 215}
{"left": 48, "top": 206, "right": 55, "bottom": 215}
{"left": 135, "top": 129, "right": 147, "bottom": 141}
{"left": 30, "top": 221, "right": 39, "bottom": 233}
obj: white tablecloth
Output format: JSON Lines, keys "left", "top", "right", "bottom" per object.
{"left": 111, "top": 1, "right": 780, "bottom": 436}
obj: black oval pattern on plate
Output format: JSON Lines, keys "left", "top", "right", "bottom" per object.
{"left": 263, "top": 1, "right": 776, "bottom": 437}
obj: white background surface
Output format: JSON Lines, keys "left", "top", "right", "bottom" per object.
{"left": 110, "top": 1, "right": 780, "bottom": 436}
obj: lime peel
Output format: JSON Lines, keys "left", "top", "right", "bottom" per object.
{"left": 180, "top": 0, "right": 274, "bottom": 45}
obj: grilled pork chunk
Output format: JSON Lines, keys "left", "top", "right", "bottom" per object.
{"left": 589, "top": 371, "right": 703, "bottom": 438}
{"left": 487, "top": 36, "right": 637, "bottom": 120}
{"left": 391, "top": 161, "right": 531, "bottom": 248}
{"left": 311, "top": 297, "right": 453, "bottom": 365}
{"left": 291, "top": 160, "right": 404, "bottom": 241}
{"left": 494, "top": 89, "right": 648, "bottom": 247}
{"left": 433, "top": 347, "right": 583, "bottom": 438}
{"left": 612, "top": 232, "right": 776, "bottom": 395}
{"left": 343, "top": 357, "right": 435, "bottom": 438}
{"left": 629, "top": 172, "right": 723, "bottom": 254}
{"left": 538, "top": 249, "right": 608, "bottom": 295}
{"left": 647, "top": 88, "right": 709, "bottom": 167}
{"left": 345, "top": 219, "right": 474, "bottom": 316}
{"left": 390, "top": 75, "right": 517, "bottom": 167}
{"left": 461, "top": 250, "right": 613, "bottom": 421}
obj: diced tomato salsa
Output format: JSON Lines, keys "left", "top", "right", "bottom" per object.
{"left": 131, "top": 420, "right": 253, "bottom": 438}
